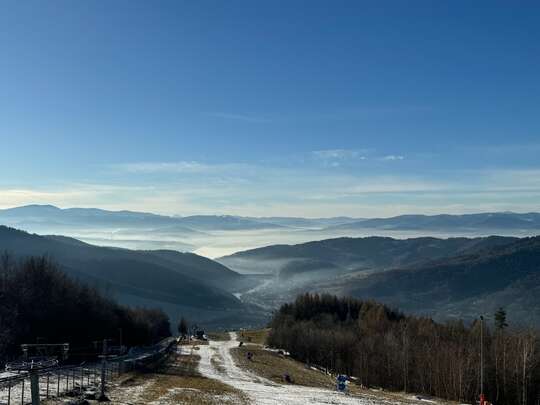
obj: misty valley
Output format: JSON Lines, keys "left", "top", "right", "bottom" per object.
{"left": 1, "top": 206, "right": 540, "bottom": 405}
{"left": 3, "top": 3, "right": 540, "bottom": 403}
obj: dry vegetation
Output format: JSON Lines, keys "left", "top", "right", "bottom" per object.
{"left": 178, "top": 338, "right": 209, "bottom": 346}
{"left": 237, "top": 328, "right": 270, "bottom": 345}
{"left": 104, "top": 346, "right": 247, "bottom": 405}
{"left": 231, "top": 345, "right": 335, "bottom": 388}
{"left": 207, "top": 331, "right": 231, "bottom": 341}
{"left": 230, "top": 340, "right": 446, "bottom": 405}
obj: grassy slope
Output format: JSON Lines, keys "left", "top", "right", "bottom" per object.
{"left": 238, "top": 328, "right": 270, "bottom": 345}
{"left": 231, "top": 329, "right": 454, "bottom": 405}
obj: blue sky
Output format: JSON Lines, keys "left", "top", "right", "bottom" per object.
{"left": 1, "top": 1, "right": 539, "bottom": 217}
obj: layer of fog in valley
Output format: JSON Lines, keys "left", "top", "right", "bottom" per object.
{"left": 3, "top": 206, "right": 540, "bottom": 259}
{"left": 6, "top": 222, "right": 539, "bottom": 259}
{"left": 66, "top": 227, "right": 540, "bottom": 259}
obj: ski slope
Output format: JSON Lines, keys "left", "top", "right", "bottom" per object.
{"left": 197, "top": 332, "right": 406, "bottom": 405}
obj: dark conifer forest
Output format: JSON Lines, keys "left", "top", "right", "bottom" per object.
{"left": 268, "top": 293, "right": 539, "bottom": 405}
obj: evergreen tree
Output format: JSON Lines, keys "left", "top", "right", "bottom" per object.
{"left": 178, "top": 316, "right": 189, "bottom": 337}
{"left": 494, "top": 307, "right": 508, "bottom": 330}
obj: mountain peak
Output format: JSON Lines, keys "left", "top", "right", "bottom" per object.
{"left": 1, "top": 204, "right": 61, "bottom": 213}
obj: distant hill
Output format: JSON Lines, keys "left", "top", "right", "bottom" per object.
{"left": 223, "top": 234, "right": 540, "bottom": 326}
{"left": 244, "top": 216, "right": 360, "bottom": 228}
{"left": 0, "top": 205, "right": 285, "bottom": 232}
{"left": 219, "top": 235, "right": 518, "bottom": 277}
{"left": 4, "top": 205, "right": 540, "bottom": 237}
{"left": 0, "top": 226, "right": 242, "bottom": 309}
{"left": 347, "top": 236, "right": 540, "bottom": 325}
{"left": 172, "top": 215, "right": 284, "bottom": 231}
{"left": 327, "top": 212, "right": 540, "bottom": 232}
{"left": 0, "top": 204, "right": 175, "bottom": 228}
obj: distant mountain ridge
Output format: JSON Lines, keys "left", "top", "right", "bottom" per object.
{"left": 3, "top": 205, "right": 540, "bottom": 234}
{"left": 0, "top": 205, "right": 286, "bottom": 231}
{"left": 329, "top": 212, "right": 540, "bottom": 231}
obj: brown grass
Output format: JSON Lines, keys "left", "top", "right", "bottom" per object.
{"left": 231, "top": 346, "right": 336, "bottom": 389}
{"left": 237, "top": 328, "right": 270, "bottom": 345}
{"left": 230, "top": 345, "right": 455, "bottom": 405}
{"left": 207, "top": 331, "right": 231, "bottom": 341}
{"left": 179, "top": 338, "right": 209, "bottom": 346}
{"left": 108, "top": 347, "right": 248, "bottom": 405}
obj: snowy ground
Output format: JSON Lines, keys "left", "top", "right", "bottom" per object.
{"left": 197, "top": 332, "right": 406, "bottom": 405}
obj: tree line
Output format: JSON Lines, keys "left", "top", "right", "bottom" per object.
{"left": 268, "top": 293, "right": 539, "bottom": 405}
{"left": 0, "top": 254, "right": 171, "bottom": 364}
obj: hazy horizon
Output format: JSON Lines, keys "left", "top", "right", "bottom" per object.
{"left": 2, "top": 203, "right": 539, "bottom": 259}
{"left": 2, "top": 202, "right": 540, "bottom": 220}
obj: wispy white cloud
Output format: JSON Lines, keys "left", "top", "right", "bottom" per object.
{"left": 312, "top": 105, "right": 433, "bottom": 121}
{"left": 310, "top": 149, "right": 369, "bottom": 168}
{"left": 312, "top": 149, "right": 368, "bottom": 160}
{"left": 112, "top": 161, "right": 213, "bottom": 174}
{"left": 381, "top": 155, "right": 405, "bottom": 161}
{"left": 311, "top": 150, "right": 406, "bottom": 164}
{"left": 110, "top": 161, "right": 249, "bottom": 174}
{"left": 206, "top": 112, "right": 270, "bottom": 123}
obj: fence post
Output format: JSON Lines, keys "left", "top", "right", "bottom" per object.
{"left": 7, "top": 381, "right": 11, "bottom": 405}
{"left": 30, "top": 371, "right": 40, "bottom": 405}
{"left": 57, "top": 372, "right": 60, "bottom": 396}
{"left": 99, "top": 338, "right": 108, "bottom": 401}
{"left": 46, "top": 373, "right": 49, "bottom": 398}
{"left": 99, "top": 360, "right": 107, "bottom": 400}
{"left": 21, "top": 378, "right": 24, "bottom": 405}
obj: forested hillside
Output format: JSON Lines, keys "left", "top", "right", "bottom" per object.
{"left": 269, "top": 294, "right": 540, "bottom": 405}
{"left": 220, "top": 235, "right": 517, "bottom": 276}
{"left": 0, "top": 226, "right": 272, "bottom": 331}
{"left": 0, "top": 255, "right": 170, "bottom": 364}
{"left": 0, "top": 226, "right": 242, "bottom": 309}
{"left": 348, "top": 236, "right": 540, "bottom": 324}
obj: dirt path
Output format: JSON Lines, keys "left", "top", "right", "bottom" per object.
{"left": 197, "top": 332, "right": 400, "bottom": 405}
